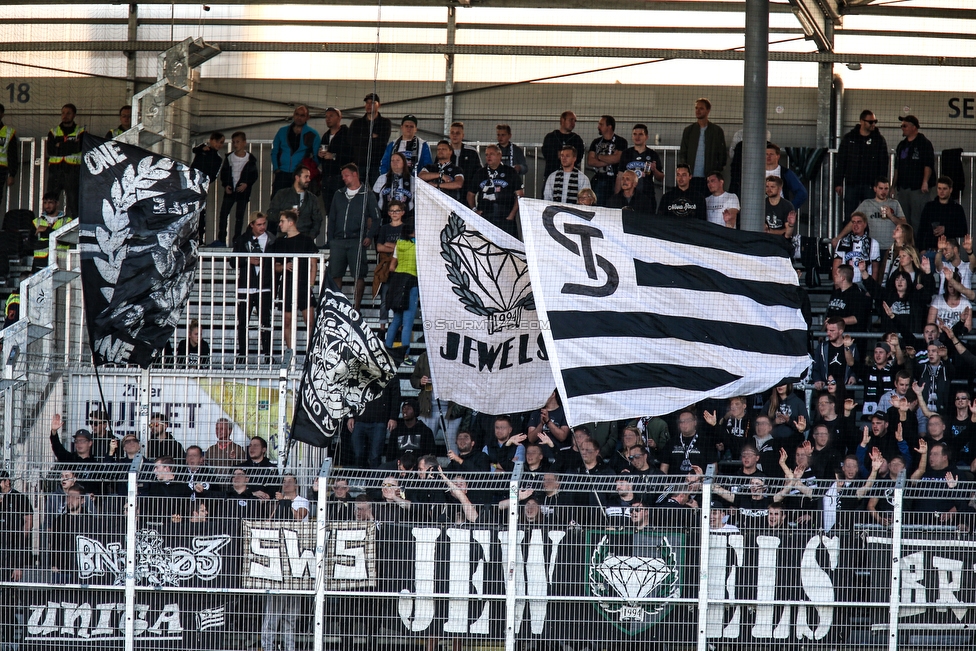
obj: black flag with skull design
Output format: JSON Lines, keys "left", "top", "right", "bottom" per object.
{"left": 290, "top": 275, "right": 397, "bottom": 447}
{"left": 78, "top": 133, "right": 206, "bottom": 367}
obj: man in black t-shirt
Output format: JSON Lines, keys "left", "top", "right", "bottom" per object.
{"left": 617, "top": 123, "right": 664, "bottom": 209}
{"left": 419, "top": 141, "right": 466, "bottom": 202}
{"left": 660, "top": 409, "right": 716, "bottom": 474}
{"left": 825, "top": 264, "right": 871, "bottom": 330}
{"left": 541, "top": 111, "right": 585, "bottom": 190}
{"left": 467, "top": 144, "right": 524, "bottom": 238}
{"left": 269, "top": 209, "right": 319, "bottom": 350}
{"left": 764, "top": 176, "right": 796, "bottom": 237}
{"left": 586, "top": 115, "right": 628, "bottom": 206}
{"left": 657, "top": 164, "right": 707, "bottom": 221}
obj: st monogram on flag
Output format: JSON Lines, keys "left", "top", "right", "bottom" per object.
{"left": 414, "top": 182, "right": 554, "bottom": 414}
{"left": 290, "top": 277, "right": 397, "bottom": 447}
{"left": 519, "top": 199, "right": 811, "bottom": 425}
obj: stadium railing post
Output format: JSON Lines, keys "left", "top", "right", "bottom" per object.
{"left": 123, "top": 453, "right": 144, "bottom": 651}
{"left": 504, "top": 460, "right": 524, "bottom": 651}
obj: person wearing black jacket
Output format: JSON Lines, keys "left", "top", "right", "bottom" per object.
{"left": 657, "top": 164, "right": 707, "bottom": 221}
{"left": 348, "top": 93, "right": 392, "bottom": 187}
{"left": 236, "top": 437, "right": 281, "bottom": 499}
{"left": 834, "top": 110, "right": 889, "bottom": 222}
{"left": 233, "top": 212, "right": 275, "bottom": 360}
{"left": 861, "top": 267, "right": 933, "bottom": 341}
{"left": 318, "top": 107, "right": 354, "bottom": 208}
{"left": 387, "top": 399, "right": 437, "bottom": 460}
{"left": 348, "top": 375, "right": 401, "bottom": 468}
{"left": 608, "top": 170, "right": 655, "bottom": 213}
{"left": 215, "top": 131, "right": 259, "bottom": 246}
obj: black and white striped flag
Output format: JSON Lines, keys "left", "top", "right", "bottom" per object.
{"left": 519, "top": 199, "right": 811, "bottom": 425}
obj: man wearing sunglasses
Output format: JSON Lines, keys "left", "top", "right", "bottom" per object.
{"left": 834, "top": 109, "right": 890, "bottom": 223}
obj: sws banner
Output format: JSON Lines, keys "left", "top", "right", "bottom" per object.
{"left": 414, "top": 182, "right": 555, "bottom": 415}
{"left": 79, "top": 134, "right": 207, "bottom": 367}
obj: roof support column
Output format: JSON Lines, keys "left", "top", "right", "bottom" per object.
{"left": 740, "top": 0, "right": 769, "bottom": 232}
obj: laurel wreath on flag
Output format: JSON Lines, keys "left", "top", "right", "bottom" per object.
{"left": 440, "top": 210, "right": 537, "bottom": 317}
{"left": 90, "top": 156, "right": 175, "bottom": 302}
{"left": 440, "top": 211, "right": 493, "bottom": 317}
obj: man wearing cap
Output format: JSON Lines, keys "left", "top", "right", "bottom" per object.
{"left": 862, "top": 342, "right": 898, "bottom": 417}
{"left": 270, "top": 105, "right": 321, "bottom": 196}
{"left": 105, "top": 431, "right": 146, "bottom": 495}
{"left": 892, "top": 115, "right": 936, "bottom": 232}
{"left": 379, "top": 115, "right": 432, "bottom": 176}
{"left": 349, "top": 93, "right": 392, "bottom": 187}
{"left": 318, "top": 107, "right": 354, "bottom": 211}
{"left": 49, "top": 414, "right": 110, "bottom": 494}
{"left": 49, "top": 413, "right": 100, "bottom": 463}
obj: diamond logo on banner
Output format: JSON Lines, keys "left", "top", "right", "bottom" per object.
{"left": 587, "top": 531, "right": 683, "bottom": 633}
{"left": 441, "top": 211, "right": 534, "bottom": 334}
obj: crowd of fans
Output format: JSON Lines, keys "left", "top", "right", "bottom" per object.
{"left": 1, "top": 98, "right": 975, "bottom": 535}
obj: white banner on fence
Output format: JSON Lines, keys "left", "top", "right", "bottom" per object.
{"left": 67, "top": 374, "right": 264, "bottom": 452}
{"left": 414, "top": 182, "right": 554, "bottom": 414}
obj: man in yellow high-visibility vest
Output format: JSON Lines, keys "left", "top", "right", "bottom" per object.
{"left": 0, "top": 103, "right": 20, "bottom": 211}
{"left": 46, "top": 103, "right": 85, "bottom": 218}
{"left": 105, "top": 105, "right": 131, "bottom": 139}
{"left": 32, "top": 192, "right": 70, "bottom": 272}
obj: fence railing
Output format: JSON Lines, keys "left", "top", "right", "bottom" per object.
{"left": 1, "top": 461, "right": 975, "bottom": 651}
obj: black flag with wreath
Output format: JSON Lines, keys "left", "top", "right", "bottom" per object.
{"left": 78, "top": 134, "right": 206, "bottom": 367}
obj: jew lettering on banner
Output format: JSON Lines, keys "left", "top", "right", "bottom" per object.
{"left": 78, "top": 133, "right": 206, "bottom": 367}
{"left": 518, "top": 199, "right": 811, "bottom": 425}
{"left": 413, "top": 182, "right": 554, "bottom": 414}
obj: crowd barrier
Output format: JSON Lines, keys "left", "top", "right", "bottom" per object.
{"left": 1, "top": 462, "right": 975, "bottom": 651}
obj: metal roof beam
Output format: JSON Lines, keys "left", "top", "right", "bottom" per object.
{"left": 0, "top": 40, "right": 973, "bottom": 67}
{"left": 787, "top": 0, "right": 840, "bottom": 52}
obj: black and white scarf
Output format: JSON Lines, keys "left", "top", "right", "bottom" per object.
{"left": 391, "top": 136, "right": 420, "bottom": 172}
{"left": 552, "top": 170, "right": 581, "bottom": 204}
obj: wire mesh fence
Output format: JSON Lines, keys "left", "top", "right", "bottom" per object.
{"left": 1, "top": 462, "right": 976, "bottom": 651}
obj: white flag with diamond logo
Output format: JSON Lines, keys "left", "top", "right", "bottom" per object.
{"left": 414, "top": 182, "right": 555, "bottom": 414}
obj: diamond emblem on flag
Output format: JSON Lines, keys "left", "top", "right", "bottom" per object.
{"left": 598, "top": 555, "right": 672, "bottom": 602}
{"left": 441, "top": 211, "right": 534, "bottom": 334}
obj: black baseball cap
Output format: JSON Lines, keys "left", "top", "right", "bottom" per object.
{"left": 898, "top": 115, "right": 920, "bottom": 128}
{"left": 401, "top": 115, "right": 418, "bottom": 126}
{"left": 73, "top": 429, "right": 93, "bottom": 440}
{"left": 363, "top": 93, "right": 380, "bottom": 103}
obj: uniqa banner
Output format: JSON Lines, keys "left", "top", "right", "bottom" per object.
{"left": 413, "top": 182, "right": 555, "bottom": 415}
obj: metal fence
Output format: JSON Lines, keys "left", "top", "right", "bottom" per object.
{"left": 0, "top": 461, "right": 975, "bottom": 651}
